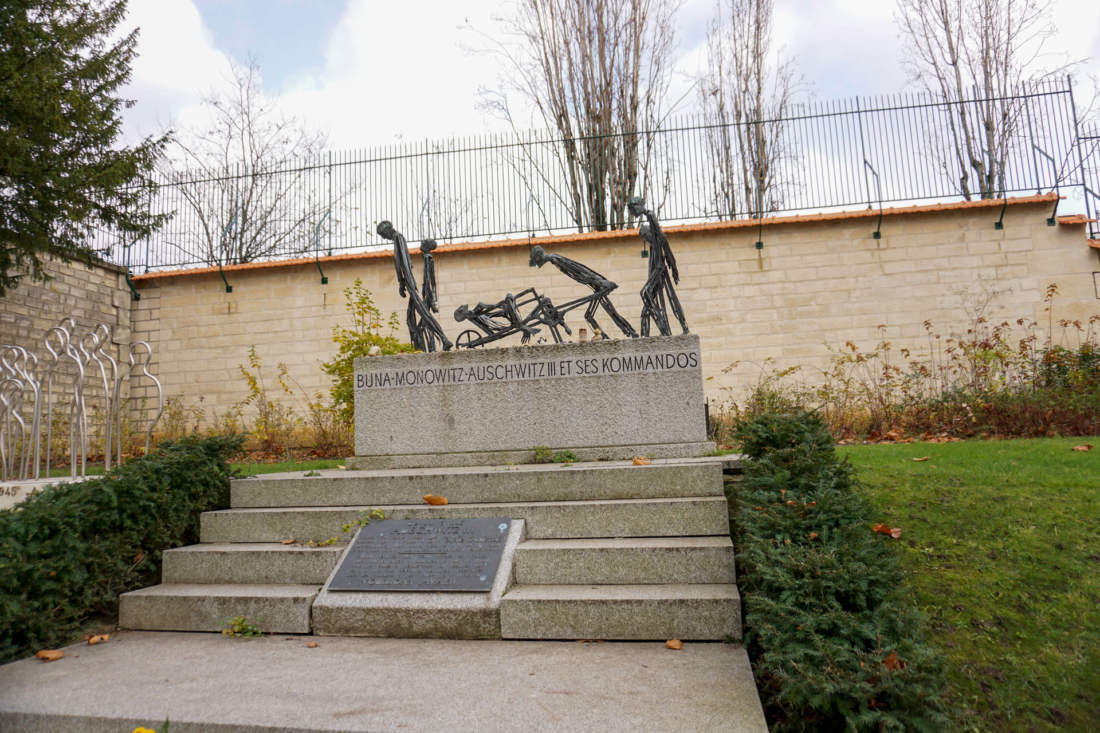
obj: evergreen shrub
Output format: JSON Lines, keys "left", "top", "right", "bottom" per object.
{"left": 732, "top": 412, "right": 947, "bottom": 731}
{"left": 0, "top": 434, "right": 243, "bottom": 663}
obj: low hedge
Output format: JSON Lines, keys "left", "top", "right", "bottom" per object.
{"left": 0, "top": 434, "right": 243, "bottom": 663}
{"left": 732, "top": 412, "right": 947, "bottom": 731}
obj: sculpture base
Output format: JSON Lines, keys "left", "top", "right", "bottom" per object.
{"left": 353, "top": 334, "right": 708, "bottom": 466}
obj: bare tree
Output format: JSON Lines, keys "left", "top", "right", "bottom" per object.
{"left": 896, "top": 0, "right": 1063, "bottom": 199}
{"left": 162, "top": 59, "right": 329, "bottom": 265}
{"left": 699, "top": 0, "right": 798, "bottom": 219}
{"left": 480, "top": 0, "right": 679, "bottom": 232}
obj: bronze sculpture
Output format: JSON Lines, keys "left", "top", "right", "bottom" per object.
{"left": 377, "top": 221, "right": 452, "bottom": 352}
{"left": 628, "top": 197, "right": 688, "bottom": 337}
{"left": 418, "top": 239, "right": 446, "bottom": 352}
{"left": 528, "top": 245, "right": 637, "bottom": 338}
{"left": 455, "top": 292, "right": 540, "bottom": 344}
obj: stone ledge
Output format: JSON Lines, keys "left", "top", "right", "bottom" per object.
{"left": 345, "top": 440, "right": 717, "bottom": 470}
{"left": 500, "top": 583, "right": 742, "bottom": 640}
{"left": 118, "top": 583, "right": 317, "bottom": 634}
{"left": 258, "top": 456, "right": 723, "bottom": 507}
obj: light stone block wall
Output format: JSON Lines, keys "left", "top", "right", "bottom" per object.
{"left": 1, "top": 257, "right": 132, "bottom": 352}
{"left": 1, "top": 258, "right": 134, "bottom": 413}
{"left": 129, "top": 199, "right": 1099, "bottom": 429}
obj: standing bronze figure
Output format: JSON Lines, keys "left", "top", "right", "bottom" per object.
{"left": 418, "top": 239, "right": 446, "bottom": 352}
{"left": 628, "top": 197, "right": 688, "bottom": 337}
{"left": 528, "top": 245, "right": 637, "bottom": 338}
{"left": 377, "top": 221, "right": 452, "bottom": 352}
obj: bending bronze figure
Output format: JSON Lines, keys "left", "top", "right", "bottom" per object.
{"left": 377, "top": 221, "right": 452, "bottom": 352}
{"left": 529, "top": 245, "right": 637, "bottom": 339}
{"left": 628, "top": 197, "right": 688, "bottom": 337}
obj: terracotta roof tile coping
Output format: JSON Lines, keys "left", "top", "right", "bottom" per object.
{"left": 1055, "top": 214, "right": 1096, "bottom": 225}
{"left": 130, "top": 193, "right": 1060, "bottom": 283}
{"left": 1088, "top": 239, "right": 1100, "bottom": 250}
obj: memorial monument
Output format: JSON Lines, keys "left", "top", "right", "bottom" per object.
{"left": 120, "top": 209, "right": 740, "bottom": 647}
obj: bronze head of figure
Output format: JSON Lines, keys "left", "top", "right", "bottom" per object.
{"left": 529, "top": 245, "right": 549, "bottom": 267}
{"left": 376, "top": 220, "right": 396, "bottom": 241}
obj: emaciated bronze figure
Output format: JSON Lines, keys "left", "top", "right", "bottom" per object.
{"left": 528, "top": 245, "right": 637, "bottom": 338}
{"left": 377, "top": 221, "right": 452, "bottom": 352}
{"left": 628, "top": 196, "right": 688, "bottom": 337}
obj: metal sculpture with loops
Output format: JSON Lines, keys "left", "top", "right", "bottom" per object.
{"left": 0, "top": 318, "right": 163, "bottom": 482}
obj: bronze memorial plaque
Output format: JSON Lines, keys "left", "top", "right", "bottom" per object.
{"left": 328, "top": 518, "right": 511, "bottom": 592}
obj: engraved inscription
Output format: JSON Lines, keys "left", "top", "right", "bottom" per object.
{"left": 356, "top": 349, "right": 700, "bottom": 390}
{"left": 328, "top": 518, "right": 511, "bottom": 592}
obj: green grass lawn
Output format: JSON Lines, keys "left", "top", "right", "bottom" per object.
{"left": 40, "top": 457, "right": 346, "bottom": 479}
{"left": 840, "top": 437, "right": 1099, "bottom": 732}
{"left": 230, "top": 457, "right": 345, "bottom": 476}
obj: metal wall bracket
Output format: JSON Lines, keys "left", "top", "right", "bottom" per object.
{"left": 864, "top": 159, "right": 883, "bottom": 239}
{"left": 1032, "top": 144, "right": 1059, "bottom": 226}
{"left": 994, "top": 198, "right": 1008, "bottom": 230}
{"left": 313, "top": 209, "right": 331, "bottom": 283}
{"left": 125, "top": 271, "right": 141, "bottom": 301}
{"left": 218, "top": 263, "right": 232, "bottom": 293}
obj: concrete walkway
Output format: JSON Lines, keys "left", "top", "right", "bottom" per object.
{"left": 0, "top": 632, "right": 767, "bottom": 732}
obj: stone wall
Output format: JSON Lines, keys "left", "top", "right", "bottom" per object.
{"left": 128, "top": 196, "right": 1099, "bottom": 428}
{"left": 1, "top": 257, "right": 132, "bottom": 352}
{"left": 1, "top": 258, "right": 134, "bottom": 415}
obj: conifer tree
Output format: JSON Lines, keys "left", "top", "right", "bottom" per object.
{"left": 0, "top": 0, "right": 166, "bottom": 295}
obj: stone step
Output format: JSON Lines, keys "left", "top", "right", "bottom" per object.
{"left": 200, "top": 496, "right": 731, "bottom": 543}
{"left": 231, "top": 459, "right": 723, "bottom": 508}
{"left": 162, "top": 543, "right": 344, "bottom": 585}
{"left": 0, "top": 633, "right": 769, "bottom": 733}
{"left": 514, "top": 537, "right": 735, "bottom": 585}
{"left": 345, "top": 441, "right": 717, "bottom": 470}
{"left": 118, "top": 583, "right": 317, "bottom": 634}
{"left": 500, "top": 584, "right": 741, "bottom": 641}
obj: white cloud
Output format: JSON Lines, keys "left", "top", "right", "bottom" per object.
{"left": 118, "top": 0, "right": 1100, "bottom": 153}
{"left": 276, "top": 0, "right": 516, "bottom": 148}
{"left": 119, "top": 0, "right": 231, "bottom": 144}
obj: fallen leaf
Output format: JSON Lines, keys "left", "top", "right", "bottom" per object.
{"left": 280, "top": 538, "right": 295, "bottom": 545}
{"left": 666, "top": 639, "right": 683, "bottom": 650}
{"left": 36, "top": 650, "right": 63, "bottom": 662}
{"left": 306, "top": 641, "right": 318, "bottom": 648}
{"left": 883, "top": 651, "right": 906, "bottom": 670}
{"left": 873, "top": 523, "right": 902, "bottom": 539}
{"left": 632, "top": 456, "right": 651, "bottom": 466}
{"left": 911, "top": 456, "right": 930, "bottom": 462}
{"left": 884, "top": 430, "right": 902, "bottom": 441}
{"left": 423, "top": 494, "right": 448, "bottom": 505}
{"left": 1071, "top": 444, "right": 1093, "bottom": 452}
{"left": 87, "top": 634, "right": 109, "bottom": 645}
{"left": 808, "top": 532, "right": 819, "bottom": 540}
{"left": 337, "top": 464, "right": 347, "bottom": 470}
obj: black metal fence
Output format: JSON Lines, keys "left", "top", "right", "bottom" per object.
{"left": 102, "top": 79, "right": 1096, "bottom": 273}
{"left": 1080, "top": 121, "right": 1100, "bottom": 240}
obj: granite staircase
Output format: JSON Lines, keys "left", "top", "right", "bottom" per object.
{"left": 120, "top": 457, "right": 741, "bottom": 640}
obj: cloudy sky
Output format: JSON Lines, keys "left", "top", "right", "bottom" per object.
{"left": 117, "top": 0, "right": 1100, "bottom": 152}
